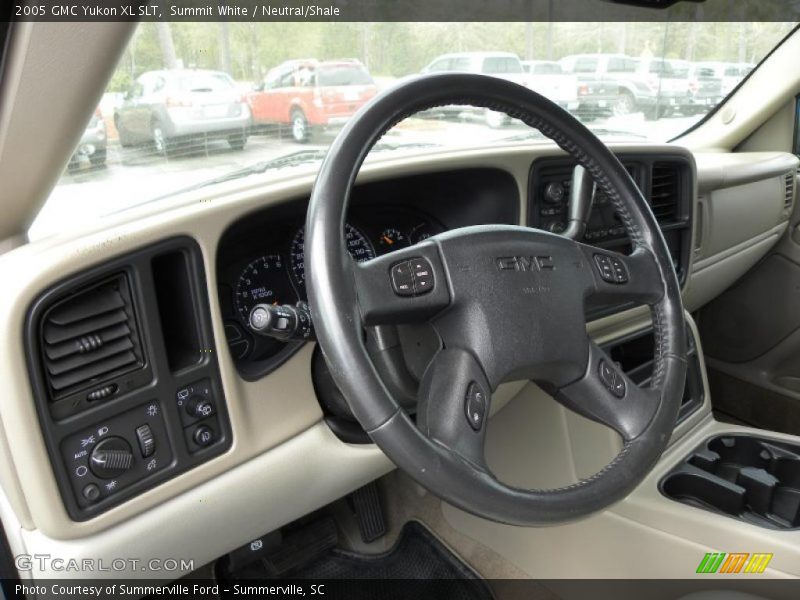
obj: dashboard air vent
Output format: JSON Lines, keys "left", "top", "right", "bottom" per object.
{"left": 40, "top": 274, "right": 144, "bottom": 400}
{"left": 785, "top": 172, "right": 796, "bottom": 210}
{"left": 649, "top": 162, "right": 681, "bottom": 223}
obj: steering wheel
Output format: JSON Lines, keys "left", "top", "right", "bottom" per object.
{"left": 305, "top": 73, "right": 687, "bottom": 525}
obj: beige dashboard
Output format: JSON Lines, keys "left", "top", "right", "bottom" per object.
{"left": 0, "top": 142, "right": 797, "bottom": 579}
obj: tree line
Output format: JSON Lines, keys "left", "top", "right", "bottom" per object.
{"left": 108, "top": 21, "right": 796, "bottom": 91}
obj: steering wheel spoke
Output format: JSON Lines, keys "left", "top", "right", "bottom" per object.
{"left": 353, "top": 242, "right": 451, "bottom": 326}
{"left": 555, "top": 341, "right": 661, "bottom": 442}
{"left": 416, "top": 347, "right": 492, "bottom": 469}
{"left": 579, "top": 244, "right": 664, "bottom": 306}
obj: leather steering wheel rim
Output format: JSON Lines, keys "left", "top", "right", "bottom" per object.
{"left": 306, "top": 73, "right": 687, "bottom": 525}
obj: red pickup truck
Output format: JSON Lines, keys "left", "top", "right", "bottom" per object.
{"left": 248, "top": 59, "right": 378, "bottom": 143}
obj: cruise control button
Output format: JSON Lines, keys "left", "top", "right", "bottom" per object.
{"left": 598, "top": 360, "right": 626, "bottom": 398}
{"left": 410, "top": 258, "right": 434, "bottom": 295}
{"left": 390, "top": 261, "right": 414, "bottom": 296}
{"left": 593, "top": 254, "right": 614, "bottom": 282}
{"left": 464, "top": 382, "right": 487, "bottom": 431}
{"left": 609, "top": 257, "right": 628, "bottom": 283}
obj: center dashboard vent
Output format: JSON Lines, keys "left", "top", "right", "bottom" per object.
{"left": 40, "top": 274, "right": 144, "bottom": 400}
{"left": 649, "top": 162, "right": 681, "bottom": 223}
{"left": 785, "top": 172, "right": 796, "bottom": 210}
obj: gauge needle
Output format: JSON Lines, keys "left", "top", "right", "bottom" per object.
{"left": 382, "top": 235, "right": 394, "bottom": 245}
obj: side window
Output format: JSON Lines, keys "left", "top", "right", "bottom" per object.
{"left": 535, "top": 63, "right": 562, "bottom": 75}
{"left": 128, "top": 80, "right": 144, "bottom": 99}
{"left": 450, "top": 58, "right": 471, "bottom": 72}
{"left": 573, "top": 58, "right": 597, "bottom": 73}
{"left": 264, "top": 70, "right": 282, "bottom": 90}
{"left": 295, "top": 67, "right": 315, "bottom": 87}
{"left": 483, "top": 57, "right": 522, "bottom": 74}
{"left": 794, "top": 95, "right": 800, "bottom": 157}
{"left": 138, "top": 76, "right": 154, "bottom": 96}
{"left": 649, "top": 60, "right": 669, "bottom": 75}
{"left": 278, "top": 69, "right": 296, "bottom": 88}
{"left": 608, "top": 57, "right": 636, "bottom": 73}
{"left": 426, "top": 59, "right": 449, "bottom": 73}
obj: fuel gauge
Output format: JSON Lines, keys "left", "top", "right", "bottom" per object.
{"left": 409, "top": 221, "right": 440, "bottom": 245}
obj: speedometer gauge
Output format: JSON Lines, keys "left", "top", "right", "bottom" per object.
{"left": 290, "top": 224, "right": 375, "bottom": 287}
{"left": 235, "top": 254, "right": 294, "bottom": 326}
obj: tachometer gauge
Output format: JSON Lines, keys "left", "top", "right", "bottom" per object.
{"left": 378, "top": 227, "right": 409, "bottom": 252}
{"left": 235, "top": 254, "right": 294, "bottom": 326}
{"left": 290, "top": 224, "right": 375, "bottom": 287}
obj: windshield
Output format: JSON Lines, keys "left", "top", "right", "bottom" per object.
{"left": 31, "top": 21, "right": 797, "bottom": 240}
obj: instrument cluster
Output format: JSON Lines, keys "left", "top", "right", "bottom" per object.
{"left": 218, "top": 207, "right": 445, "bottom": 374}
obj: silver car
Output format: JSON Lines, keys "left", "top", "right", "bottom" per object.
{"left": 114, "top": 69, "right": 251, "bottom": 156}
{"left": 68, "top": 107, "right": 107, "bottom": 170}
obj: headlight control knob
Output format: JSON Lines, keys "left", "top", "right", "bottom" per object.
{"left": 89, "top": 437, "right": 134, "bottom": 479}
{"left": 249, "top": 301, "right": 314, "bottom": 341}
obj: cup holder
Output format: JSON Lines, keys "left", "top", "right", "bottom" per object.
{"left": 660, "top": 435, "right": 800, "bottom": 529}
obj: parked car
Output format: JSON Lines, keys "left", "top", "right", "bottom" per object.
{"left": 522, "top": 60, "right": 579, "bottom": 112}
{"left": 421, "top": 52, "right": 528, "bottom": 126}
{"left": 114, "top": 69, "right": 251, "bottom": 156}
{"left": 695, "top": 61, "right": 755, "bottom": 97}
{"left": 560, "top": 53, "right": 690, "bottom": 119}
{"left": 558, "top": 54, "right": 630, "bottom": 118}
{"left": 669, "top": 60, "right": 723, "bottom": 115}
{"left": 67, "top": 107, "right": 106, "bottom": 170}
{"left": 248, "top": 59, "right": 378, "bottom": 143}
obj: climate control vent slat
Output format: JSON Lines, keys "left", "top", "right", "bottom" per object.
{"left": 45, "top": 289, "right": 125, "bottom": 327}
{"left": 46, "top": 337, "right": 134, "bottom": 377}
{"left": 43, "top": 308, "right": 129, "bottom": 346}
{"left": 44, "top": 322, "right": 132, "bottom": 361}
{"left": 785, "top": 172, "right": 796, "bottom": 210}
{"left": 39, "top": 275, "right": 144, "bottom": 400}
{"left": 49, "top": 350, "right": 137, "bottom": 391}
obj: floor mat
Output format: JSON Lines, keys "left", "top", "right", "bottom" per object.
{"left": 221, "top": 521, "right": 494, "bottom": 600}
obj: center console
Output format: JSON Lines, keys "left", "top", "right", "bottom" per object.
{"left": 601, "top": 323, "right": 705, "bottom": 428}
{"left": 529, "top": 153, "right": 693, "bottom": 317}
{"left": 25, "top": 238, "right": 232, "bottom": 521}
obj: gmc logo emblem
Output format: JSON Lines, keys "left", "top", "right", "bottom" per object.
{"left": 496, "top": 256, "right": 555, "bottom": 272}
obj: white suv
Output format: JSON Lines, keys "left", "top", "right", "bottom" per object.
{"left": 421, "top": 52, "right": 528, "bottom": 126}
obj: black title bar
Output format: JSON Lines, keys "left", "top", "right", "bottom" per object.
{"left": 6, "top": 0, "right": 800, "bottom": 22}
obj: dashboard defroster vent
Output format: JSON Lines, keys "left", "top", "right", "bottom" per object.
{"left": 40, "top": 274, "right": 144, "bottom": 400}
{"left": 649, "top": 162, "right": 681, "bottom": 223}
{"left": 785, "top": 172, "right": 796, "bottom": 210}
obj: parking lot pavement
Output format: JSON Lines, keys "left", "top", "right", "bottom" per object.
{"left": 30, "top": 113, "right": 700, "bottom": 240}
